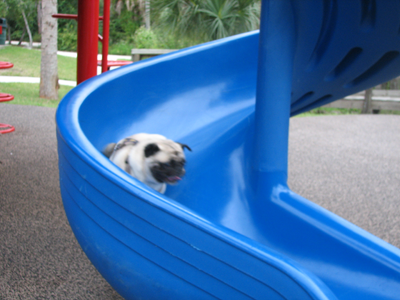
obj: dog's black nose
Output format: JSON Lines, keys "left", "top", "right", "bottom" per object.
{"left": 171, "top": 159, "right": 185, "bottom": 168}
{"left": 162, "top": 159, "right": 185, "bottom": 169}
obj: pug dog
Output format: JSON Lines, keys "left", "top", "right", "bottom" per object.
{"left": 103, "top": 133, "right": 191, "bottom": 194}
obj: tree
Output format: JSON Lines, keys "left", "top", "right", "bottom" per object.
{"left": 2, "top": 0, "right": 37, "bottom": 45}
{"left": 39, "top": 0, "right": 59, "bottom": 100}
{"left": 362, "top": 88, "right": 373, "bottom": 114}
{"left": 0, "top": 2, "right": 7, "bottom": 15}
{"left": 151, "top": 0, "right": 261, "bottom": 43}
{"left": 21, "top": 6, "right": 33, "bottom": 48}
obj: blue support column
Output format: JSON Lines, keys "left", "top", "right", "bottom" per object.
{"left": 253, "top": 0, "right": 295, "bottom": 188}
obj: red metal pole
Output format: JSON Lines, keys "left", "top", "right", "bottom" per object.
{"left": 102, "top": 0, "right": 110, "bottom": 73}
{"left": 77, "top": 0, "right": 99, "bottom": 84}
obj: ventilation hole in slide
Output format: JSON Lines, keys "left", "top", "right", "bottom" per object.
{"left": 345, "top": 51, "right": 399, "bottom": 88}
{"left": 306, "top": 0, "right": 338, "bottom": 71}
{"left": 325, "top": 47, "right": 363, "bottom": 81}
{"left": 360, "top": 0, "right": 376, "bottom": 31}
{"left": 292, "top": 91, "right": 314, "bottom": 106}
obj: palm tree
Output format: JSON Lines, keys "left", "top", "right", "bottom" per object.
{"left": 151, "top": 0, "right": 261, "bottom": 43}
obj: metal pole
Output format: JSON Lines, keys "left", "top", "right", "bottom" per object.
{"left": 253, "top": 0, "right": 295, "bottom": 187}
{"left": 77, "top": 0, "right": 99, "bottom": 84}
{"left": 101, "top": 0, "right": 110, "bottom": 73}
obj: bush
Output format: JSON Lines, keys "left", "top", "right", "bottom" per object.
{"left": 133, "top": 26, "right": 158, "bottom": 48}
{"left": 155, "top": 29, "right": 194, "bottom": 49}
{"left": 99, "top": 40, "right": 133, "bottom": 55}
{"left": 108, "top": 41, "right": 133, "bottom": 55}
{"left": 32, "top": 33, "right": 41, "bottom": 43}
{"left": 10, "top": 29, "right": 24, "bottom": 41}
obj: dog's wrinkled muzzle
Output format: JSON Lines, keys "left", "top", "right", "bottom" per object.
{"left": 151, "top": 160, "right": 186, "bottom": 184}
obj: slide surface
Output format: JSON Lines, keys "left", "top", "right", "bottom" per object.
{"left": 56, "top": 1, "right": 400, "bottom": 299}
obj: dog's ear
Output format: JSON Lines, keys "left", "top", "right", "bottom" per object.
{"left": 178, "top": 143, "right": 192, "bottom": 152}
{"left": 144, "top": 143, "right": 160, "bottom": 157}
{"left": 103, "top": 143, "right": 116, "bottom": 158}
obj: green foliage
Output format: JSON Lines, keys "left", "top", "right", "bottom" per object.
{"left": 0, "top": 1, "right": 7, "bottom": 14}
{"left": 10, "top": 28, "right": 23, "bottom": 40}
{"left": 154, "top": 29, "right": 194, "bottom": 49}
{"left": 58, "top": 24, "right": 77, "bottom": 52}
{"left": 32, "top": 32, "right": 41, "bottom": 42}
{"left": 2, "top": 0, "right": 260, "bottom": 55}
{"left": 102, "top": 40, "right": 133, "bottom": 55}
{"left": 133, "top": 26, "right": 158, "bottom": 48}
{"left": 56, "top": 0, "right": 78, "bottom": 51}
{"left": 109, "top": 6, "right": 141, "bottom": 44}
{"left": 151, "top": 0, "right": 261, "bottom": 44}
{"left": 3, "top": 0, "right": 38, "bottom": 42}
{"left": 57, "top": 0, "right": 78, "bottom": 30}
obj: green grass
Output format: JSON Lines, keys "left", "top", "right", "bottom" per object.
{"left": 296, "top": 107, "right": 361, "bottom": 117}
{"left": 0, "top": 45, "right": 76, "bottom": 107}
{"left": 296, "top": 107, "right": 400, "bottom": 117}
{"left": 0, "top": 82, "right": 73, "bottom": 108}
{"left": 58, "top": 55, "right": 77, "bottom": 81}
{"left": 0, "top": 46, "right": 77, "bottom": 81}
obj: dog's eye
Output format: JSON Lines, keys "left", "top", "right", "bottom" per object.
{"left": 144, "top": 143, "right": 160, "bottom": 158}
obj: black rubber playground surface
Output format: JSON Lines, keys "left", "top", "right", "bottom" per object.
{"left": 1, "top": 103, "right": 399, "bottom": 299}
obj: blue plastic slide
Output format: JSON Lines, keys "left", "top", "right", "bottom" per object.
{"left": 56, "top": 1, "right": 400, "bottom": 299}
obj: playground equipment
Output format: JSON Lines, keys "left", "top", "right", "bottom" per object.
{"left": 0, "top": 61, "right": 15, "bottom": 134}
{"left": 56, "top": 1, "right": 400, "bottom": 299}
{"left": 53, "top": 0, "right": 131, "bottom": 84}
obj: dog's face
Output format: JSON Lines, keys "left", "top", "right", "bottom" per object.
{"left": 143, "top": 141, "right": 191, "bottom": 185}
{"left": 104, "top": 133, "right": 191, "bottom": 193}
